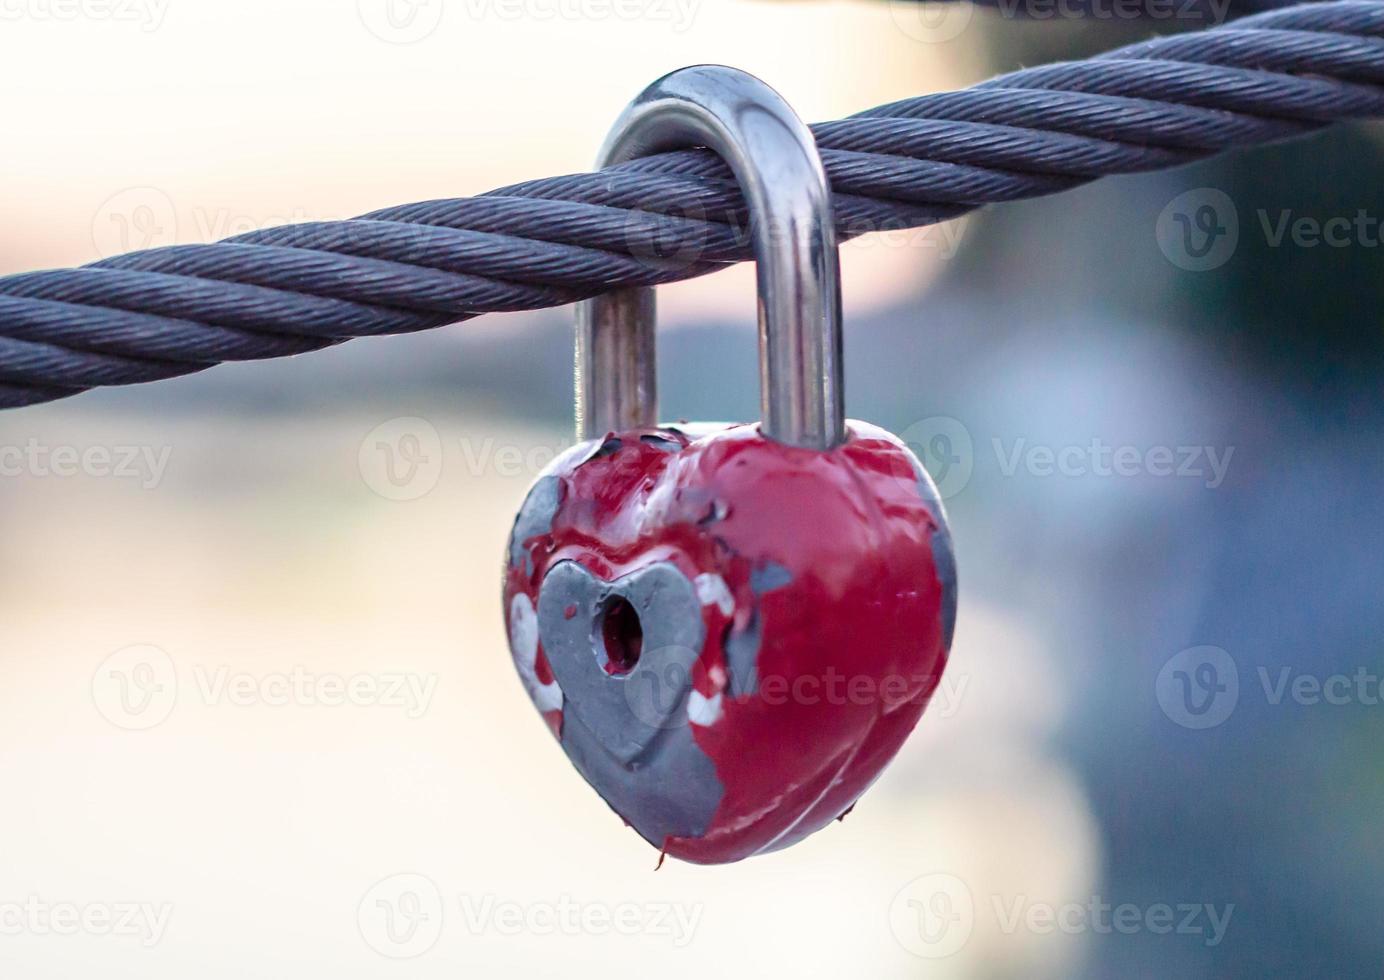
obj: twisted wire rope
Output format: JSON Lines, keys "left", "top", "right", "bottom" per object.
{"left": 2, "top": 0, "right": 1382, "bottom": 407}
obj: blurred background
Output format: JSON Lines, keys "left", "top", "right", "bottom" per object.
{"left": 2, "top": 0, "right": 1382, "bottom": 976}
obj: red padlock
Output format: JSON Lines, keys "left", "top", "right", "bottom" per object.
{"left": 502, "top": 66, "right": 956, "bottom": 865}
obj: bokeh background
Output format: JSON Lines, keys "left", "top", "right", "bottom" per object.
{"left": 2, "top": 1, "right": 1382, "bottom": 976}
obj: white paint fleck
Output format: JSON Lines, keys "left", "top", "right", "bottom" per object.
{"left": 687, "top": 690, "right": 723, "bottom": 727}
{"left": 508, "top": 593, "right": 562, "bottom": 712}
{"left": 694, "top": 573, "right": 735, "bottom": 617}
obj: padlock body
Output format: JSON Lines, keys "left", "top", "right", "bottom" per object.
{"left": 502, "top": 420, "right": 956, "bottom": 864}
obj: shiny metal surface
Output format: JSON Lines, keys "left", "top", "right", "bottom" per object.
{"left": 576, "top": 64, "right": 845, "bottom": 450}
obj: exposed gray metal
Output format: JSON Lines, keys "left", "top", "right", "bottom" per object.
{"left": 724, "top": 612, "right": 762, "bottom": 699}
{"left": 576, "top": 288, "right": 657, "bottom": 441}
{"left": 537, "top": 560, "right": 705, "bottom": 758}
{"left": 750, "top": 561, "right": 793, "bottom": 595}
{"left": 914, "top": 468, "right": 959, "bottom": 651}
{"left": 559, "top": 710, "right": 723, "bottom": 846}
{"left": 577, "top": 64, "right": 846, "bottom": 450}
{"left": 505, "top": 438, "right": 605, "bottom": 579}
{"left": 536, "top": 558, "right": 723, "bottom": 842}
{"left": 507, "top": 474, "right": 561, "bottom": 577}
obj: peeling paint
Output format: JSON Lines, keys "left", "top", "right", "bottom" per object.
{"left": 694, "top": 572, "right": 735, "bottom": 617}
{"left": 508, "top": 593, "right": 563, "bottom": 712}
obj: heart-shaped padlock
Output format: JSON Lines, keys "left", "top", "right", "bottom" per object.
{"left": 502, "top": 65, "right": 956, "bottom": 865}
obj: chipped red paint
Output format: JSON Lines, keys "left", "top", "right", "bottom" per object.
{"left": 503, "top": 421, "right": 955, "bottom": 864}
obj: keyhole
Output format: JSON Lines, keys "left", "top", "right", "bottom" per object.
{"left": 599, "top": 597, "right": 644, "bottom": 676}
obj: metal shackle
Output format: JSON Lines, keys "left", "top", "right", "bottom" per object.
{"left": 576, "top": 65, "right": 846, "bottom": 451}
